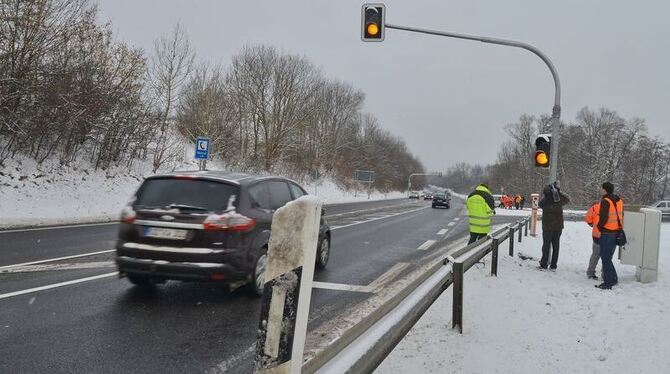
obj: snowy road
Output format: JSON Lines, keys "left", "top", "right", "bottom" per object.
{"left": 0, "top": 197, "right": 519, "bottom": 373}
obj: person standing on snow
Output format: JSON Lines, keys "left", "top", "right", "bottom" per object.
{"left": 584, "top": 200, "right": 601, "bottom": 280}
{"left": 466, "top": 183, "right": 496, "bottom": 244}
{"left": 596, "top": 182, "right": 624, "bottom": 290}
{"left": 538, "top": 183, "right": 570, "bottom": 270}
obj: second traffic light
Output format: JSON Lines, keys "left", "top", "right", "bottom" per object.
{"left": 534, "top": 134, "right": 551, "bottom": 168}
{"left": 361, "top": 4, "right": 385, "bottom": 42}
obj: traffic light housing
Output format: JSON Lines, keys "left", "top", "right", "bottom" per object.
{"left": 361, "top": 4, "right": 385, "bottom": 41}
{"left": 534, "top": 134, "right": 551, "bottom": 168}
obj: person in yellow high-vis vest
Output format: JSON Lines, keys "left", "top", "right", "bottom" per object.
{"left": 466, "top": 183, "right": 496, "bottom": 244}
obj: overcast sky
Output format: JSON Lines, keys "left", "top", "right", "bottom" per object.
{"left": 97, "top": 0, "right": 670, "bottom": 171}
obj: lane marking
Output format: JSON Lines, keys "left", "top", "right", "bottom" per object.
{"left": 0, "top": 249, "right": 114, "bottom": 270}
{"left": 331, "top": 206, "right": 430, "bottom": 231}
{"left": 366, "top": 262, "right": 410, "bottom": 292}
{"left": 0, "top": 261, "right": 114, "bottom": 274}
{"left": 312, "top": 281, "right": 372, "bottom": 293}
{"left": 454, "top": 217, "right": 460, "bottom": 221}
{"left": 447, "top": 221, "right": 456, "bottom": 227}
{"left": 0, "top": 221, "right": 118, "bottom": 234}
{"left": 437, "top": 229, "right": 448, "bottom": 236}
{"left": 0, "top": 272, "right": 118, "bottom": 300}
{"left": 417, "top": 240, "right": 437, "bottom": 251}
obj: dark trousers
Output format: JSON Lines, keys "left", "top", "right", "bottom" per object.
{"left": 468, "top": 232, "right": 487, "bottom": 244}
{"left": 540, "top": 230, "right": 562, "bottom": 268}
{"left": 599, "top": 233, "right": 619, "bottom": 286}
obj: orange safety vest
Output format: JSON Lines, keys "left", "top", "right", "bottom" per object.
{"left": 584, "top": 202, "right": 601, "bottom": 238}
{"left": 602, "top": 197, "right": 624, "bottom": 231}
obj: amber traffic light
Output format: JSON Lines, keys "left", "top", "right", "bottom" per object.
{"left": 534, "top": 134, "right": 551, "bottom": 168}
{"left": 362, "top": 4, "right": 385, "bottom": 41}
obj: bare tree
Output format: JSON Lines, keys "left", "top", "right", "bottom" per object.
{"left": 147, "top": 22, "right": 194, "bottom": 173}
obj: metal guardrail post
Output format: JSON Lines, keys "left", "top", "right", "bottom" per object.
{"left": 452, "top": 262, "right": 464, "bottom": 334}
{"left": 508, "top": 227, "right": 514, "bottom": 256}
{"left": 518, "top": 222, "right": 523, "bottom": 243}
{"left": 524, "top": 219, "right": 529, "bottom": 236}
{"left": 491, "top": 238, "right": 499, "bottom": 276}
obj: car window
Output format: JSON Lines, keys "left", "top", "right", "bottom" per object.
{"left": 268, "top": 181, "right": 292, "bottom": 210}
{"left": 289, "top": 183, "right": 306, "bottom": 199}
{"left": 248, "top": 182, "right": 271, "bottom": 210}
{"left": 658, "top": 202, "right": 667, "bottom": 208}
{"left": 134, "top": 178, "right": 239, "bottom": 213}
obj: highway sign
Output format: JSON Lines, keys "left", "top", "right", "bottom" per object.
{"left": 195, "top": 137, "right": 210, "bottom": 160}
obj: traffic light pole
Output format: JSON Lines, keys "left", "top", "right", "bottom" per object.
{"left": 385, "top": 23, "right": 562, "bottom": 184}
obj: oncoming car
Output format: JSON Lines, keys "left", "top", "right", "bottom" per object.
{"left": 409, "top": 191, "right": 421, "bottom": 199}
{"left": 115, "top": 171, "right": 331, "bottom": 296}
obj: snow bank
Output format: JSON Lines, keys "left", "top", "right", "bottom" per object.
{"left": 0, "top": 155, "right": 406, "bottom": 228}
{"left": 377, "top": 222, "right": 670, "bottom": 373}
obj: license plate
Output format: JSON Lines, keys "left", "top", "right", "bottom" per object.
{"left": 145, "top": 227, "right": 188, "bottom": 240}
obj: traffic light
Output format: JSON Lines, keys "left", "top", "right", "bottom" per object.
{"left": 361, "top": 4, "right": 385, "bottom": 41}
{"left": 534, "top": 134, "right": 551, "bottom": 168}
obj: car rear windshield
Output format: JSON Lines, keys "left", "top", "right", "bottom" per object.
{"left": 435, "top": 193, "right": 446, "bottom": 198}
{"left": 134, "top": 178, "right": 240, "bottom": 213}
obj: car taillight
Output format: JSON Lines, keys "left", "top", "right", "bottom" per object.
{"left": 120, "top": 205, "right": 136, "bottom": 224}
{"left": 203, "top": 212, "right": 256, "bottom": 232}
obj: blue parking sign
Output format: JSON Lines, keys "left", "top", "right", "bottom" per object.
{"left": 195, "top": 137, "right": 210, "bottom": 160}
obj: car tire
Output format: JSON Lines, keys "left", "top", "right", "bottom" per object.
{"left": 127, "top": 274, "right": 154, "bottom": 288}
{"left": 431, "top": 205, "right": 436, "bottom": 208}
{"left": 247, "top": 252, "right": 267, "bottom": 297}
{"left": 446, "top": 205, "right": 450, "bottom": 209}
{"left": 316, "top": 236, "right": 330, "bottom": 270}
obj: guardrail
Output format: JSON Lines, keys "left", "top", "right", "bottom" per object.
{"left": 310, "top": 216, "right": 530, "bottom": 373}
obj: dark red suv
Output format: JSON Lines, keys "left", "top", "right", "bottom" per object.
{"left": 115, "top": 171, "right": 330, "bottom": 295}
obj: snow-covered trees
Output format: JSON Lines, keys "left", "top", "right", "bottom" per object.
{"left": 0, "top": 0, "right": 423, "bottom": 191}
{"left": 443, "top": 108, "right": 670, "bottom": 206}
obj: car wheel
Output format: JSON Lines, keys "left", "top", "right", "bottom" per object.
{"left": 431, "top": 204, "right": 436, "bottom": 208}
{"left": 446, "top": 205, "right": 450, "bottom": 209}
{"left": 248, "top": 252, "right": 267, "bottom": 297}
{"left": 127, "top": 274, "right": 154, "bottom": 288}
{"left": 316, "top": 236, "right": 330, "bottom": 270}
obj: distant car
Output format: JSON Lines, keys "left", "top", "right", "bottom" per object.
{"left": 423, "top": 192, "right": 433, "bottom": 200}
{"left": 432, "top": 192, "right": 450, "bottom": 209}
{"left": 115, "top": 171, "right": 331, "bottom": 296}
{"left": 409, "top": 191, "right": 420, "bottom": 199}
{"left": 649, "top": 200, "right": 670, "bottom": 216}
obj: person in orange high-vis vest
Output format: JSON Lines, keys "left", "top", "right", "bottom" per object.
{"left": 596, "top": 182, "right": 624, "bottom": 290}
{"left": 584, "top": 201, "right": 601, "bottom": 280}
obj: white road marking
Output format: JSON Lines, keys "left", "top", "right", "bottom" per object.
{"left": 0, "top": 272, "right": 118, "bottom": 300}
{"left": 454, "top": 217, "right": 461, "bottom": 221}
{"left": 366, "top": 262, "right": 410, "bottom": 292}
{"left": 330, "top": 206, "right": 430, "bottom": 231}
{"left": 417, "top": 240, "right": 437, "bottom": 251}
{"left": 0, "top": 261, "right": 115, "bottom": 274}
{"left": 0, "top": 222, "right": 118, "bottom": 234}
{"left": 447, "top": 221, "right": 456, "bottom": 227}
{"left": 0, "top": 249, "right": 114, "bottom": 270}
{"left": 312, "top": 281, "right": 372, "bottom": 293}
{"left": 437, "top": 229, "right": 448, "bottom": 235}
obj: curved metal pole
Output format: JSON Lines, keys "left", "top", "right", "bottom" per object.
{"left": 386, "top": 23, "right": 562, "bottom": 184}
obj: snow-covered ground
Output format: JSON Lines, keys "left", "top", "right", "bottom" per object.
{"left": 377, "top": 221, "right": 670, "bottom": 374}
{"left": 0, "top": 156, "right": 405, "bottom": 228}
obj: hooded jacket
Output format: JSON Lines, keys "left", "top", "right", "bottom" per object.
{"left": 538, "top": 186, "right": 570, "bottom": 231}
{"left": 467, "top": 184, "right": 495, "bottom": 234}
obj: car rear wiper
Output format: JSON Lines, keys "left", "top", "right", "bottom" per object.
{"left": 166, "top": 204, "right": 209, "bottom": 212}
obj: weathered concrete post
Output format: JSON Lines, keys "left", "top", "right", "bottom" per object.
{"left": 253, "top": 196, "right": 322, "bottom": 374}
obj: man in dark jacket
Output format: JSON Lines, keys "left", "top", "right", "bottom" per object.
{"left": 538, "top": 183, "right": 570, "bottom": 269}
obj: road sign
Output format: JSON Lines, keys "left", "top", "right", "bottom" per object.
{"left": 355, "top": 170, "right": 375, "bottom": 183}
{"left": 195, "top": 137, "right": 210, "bottom": 160}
